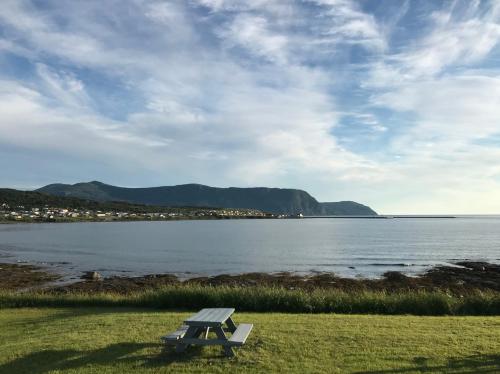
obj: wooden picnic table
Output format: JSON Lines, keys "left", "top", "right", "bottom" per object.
{"left": 161, "top": 308, "right": 253, "bottom": 357}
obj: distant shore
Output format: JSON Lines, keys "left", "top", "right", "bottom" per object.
{"left": 2, "top": 261, "right": 499, "bottom": 294}
{"left": 0, "top": 215, "right": 274, "bottom": 225}
{"left": 1, "top": 214, "right": 468, "bottom": 225}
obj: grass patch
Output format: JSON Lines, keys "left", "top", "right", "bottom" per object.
{"left": 1, "top": 286, "right": 499, "bottom": 315}
{"left": 0, "top": 307, "right": 499, "bottom": 373}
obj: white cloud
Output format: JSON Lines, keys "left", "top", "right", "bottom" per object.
{"left": 312, "top": 0, "right": 386, "bottom": 51}
{"left": 0, "top": 0, "right": 386, "bottom": 190}
{"left": 217, "top": 14, "right": 289, "bottom": 63}
{"left": 343, "top": 0, "right": 500, "bottom": 213}
{"left": 35, "top": 64, "right": 91, "bottom": 110}
{"left": 2, "top": 0, "right": 500, "bottom": 213}
{"left": 375, "top": 74, "right": 500, "bottom": 140}
{"left": 367, "top": 1, "right": 500, "bottom": 87}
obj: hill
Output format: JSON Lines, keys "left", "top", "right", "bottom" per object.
{"left": 0, "top": 188, "right": 221, "bottom": 214}
{"left": 37, "top": 181, "right": 377, "bottom": 215}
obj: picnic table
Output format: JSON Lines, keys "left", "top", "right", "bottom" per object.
{"left": 161, "top": 308, "right": 253, "bottom": 357}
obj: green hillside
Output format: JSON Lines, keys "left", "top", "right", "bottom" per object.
{"left": 0, "top": 188, "right": 221, "bottom": 214}
{"left": 37, "top": 181, "right": 377, "bottom": 215}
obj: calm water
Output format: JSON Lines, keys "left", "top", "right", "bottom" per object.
{"left": 1, "top": 218, "right": 499, "bottom": 280}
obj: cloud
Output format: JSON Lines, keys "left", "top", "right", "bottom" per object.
{"left": 375, "top": 74, "right": 500, "bottom": 139}
{"left": 367, "top": 1, "right": 500, "bottom": 87}
{"left": 0, "top": 0, "right": 385, "bottom": 184}
{"left": 337, "top": 0, "right": 500, "bottom": 213}
{"left": 201, "top": 0, "right": 386, "bottom": 66}
{"left": 311, "top": 0, "right": 386, "bottom": 51}
{"left": 1, "top": 0, "right": 500, "bottom": 213}
{"left": 217, "top": 14, "right": 289, "bottom": 63}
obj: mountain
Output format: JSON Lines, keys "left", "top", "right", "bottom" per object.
{"left": 319, "top": 201, "right": 378, "bottom": 216}
{"left": 36, "top": 181, "right": 377, "bottom": 216}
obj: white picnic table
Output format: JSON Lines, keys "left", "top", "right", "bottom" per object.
{"left": 161, "top": 308, "right": 253, "bottom": 357}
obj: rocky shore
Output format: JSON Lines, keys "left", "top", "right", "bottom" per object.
{"left": 1, "top": 261, "right": 499, "bottom": 294}
{"left": 0, "top": 263, "right": 60, "bottom": 290}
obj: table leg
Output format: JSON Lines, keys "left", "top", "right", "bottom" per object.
{"left": 213, "top": 326, "right": 234, "bottom": 357}
{"left": 175, "top": 326, "right": 200, "bottom": 353}
{"left": 225, "top": 317, "right": 237, "bottom": 333}
{"left": 196, "top": 327, "right": 210, "bottom": 339}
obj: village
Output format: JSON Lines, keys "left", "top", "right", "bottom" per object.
{"left": 0, "top": 202, "right": 272, "bottom": 223}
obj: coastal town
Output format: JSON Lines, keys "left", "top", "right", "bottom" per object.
{"left": 0, "top": 202, "right": 272, "bottom": 223}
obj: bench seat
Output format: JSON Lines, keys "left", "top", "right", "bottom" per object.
{"left": 161, "top": 325, "right": 189, "bottom": 343}
{"left": 228, "top": 323, "right": 253, "bottom": 346}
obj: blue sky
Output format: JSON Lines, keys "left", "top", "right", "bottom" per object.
{"left": 1, "top": 0, "right": 500, "bottom": 213}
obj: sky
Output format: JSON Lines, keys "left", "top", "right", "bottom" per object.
{"left": 1, "top": 0, "right": 500, "bottom": 214}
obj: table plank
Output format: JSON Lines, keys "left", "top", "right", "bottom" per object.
{"left": 185, "top": 308, "right": 235, "bottom": 326}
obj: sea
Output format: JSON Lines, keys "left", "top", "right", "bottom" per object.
{"left": 1, "top": 217, "right": 499, "bottom": 280}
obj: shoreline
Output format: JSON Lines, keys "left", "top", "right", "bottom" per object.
{"left": 4, "top": 214, "right": 483, "bottom": 225}
{"left": 2, "top": 261, "right": 499, "bottom": 294}
{"left": 0, "top": 215, "right": 275, "bottom": 225}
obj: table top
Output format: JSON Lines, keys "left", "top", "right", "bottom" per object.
{"left": 185, "top": 308, "right": 235, "bottom": 326}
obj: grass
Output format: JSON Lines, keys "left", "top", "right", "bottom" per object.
{"left": 0, "top": 307, "right": 499, "bottom": 373}
{"left": 1, "top": 286, "right": 500, "bottom": 315}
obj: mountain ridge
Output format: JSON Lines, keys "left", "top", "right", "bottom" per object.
{"left": 37, "top": 181, "right": 377, "bottom": 216}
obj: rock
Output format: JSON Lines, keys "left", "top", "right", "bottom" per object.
{"left": 383, "top": 271, "right": 407, "bottom": 282}
{"left": 82, "top": 271, "right": 102, "bottom": 281}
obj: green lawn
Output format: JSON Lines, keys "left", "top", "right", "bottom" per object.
{"left": 0, "top": 308, "right": 499, "bottom": 373}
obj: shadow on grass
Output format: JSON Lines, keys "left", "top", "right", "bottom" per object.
{"left": 356, "top": 354, "right": 500, "bottom": 373}
{"left": 0, "top": 342, "right": 229, "bottom": 373}
{"left": 5, "top": 307, "right": 191, "bottom": 329}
